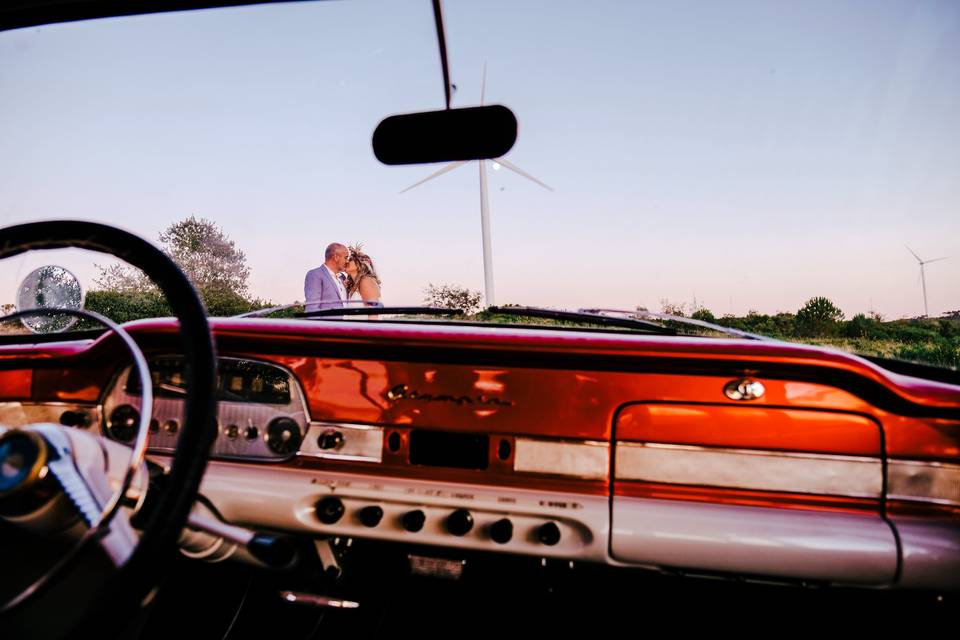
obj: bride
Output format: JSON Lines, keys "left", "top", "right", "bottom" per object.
{"left": 344, "top": 244, "right": 382, "bottom": 306}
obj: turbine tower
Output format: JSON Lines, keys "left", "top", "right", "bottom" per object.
{"left": 906, "top": 245, "right": 949, "bottom": 318}
{"left": 401, "top": 64, "right": 552, "bottom": 307}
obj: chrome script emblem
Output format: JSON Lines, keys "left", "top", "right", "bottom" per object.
{"left": 385, "top": 384, "right": 513, "bottom": 407}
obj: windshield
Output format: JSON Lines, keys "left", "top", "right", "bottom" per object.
{"left": 1, "top": 0, "right": 958, "bottom": 370}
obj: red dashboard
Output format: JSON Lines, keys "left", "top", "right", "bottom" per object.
{"left": 2, "top": 317, "right": 958, "bottom": 591}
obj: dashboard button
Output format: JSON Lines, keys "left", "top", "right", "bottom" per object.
{"left": 244, "top": 425, "right": 259, "bottom": 440}
{"left": 225, "top": 424, "right": 240, "bottom": 439}
{"left": 163, "top": 419, "right": 179, "bottom": 435}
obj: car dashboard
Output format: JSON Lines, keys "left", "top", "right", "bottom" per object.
{"left": 1, "top": 316, "right": 959, "bottom": 594}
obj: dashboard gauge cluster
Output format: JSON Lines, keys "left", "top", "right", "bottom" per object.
{"left": 101, "top": 356, "right": 308, "bottom": 461}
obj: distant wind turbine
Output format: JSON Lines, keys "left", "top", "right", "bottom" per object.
{"left": 905, "top": 245, "right": 949, "bottom": 318}
{"left": 401, "top": 64, "right": 552, "bottom": 307}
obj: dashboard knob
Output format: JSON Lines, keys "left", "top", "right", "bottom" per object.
{"left": 163, "top": 419, "right": 179, "bottom": 434}
{"left": 59, "top": 410, "right": 90, "bottom": 428}
{"left": 489, "top": 518, "right": 513, "bottom": 544}
{"left": 318, "top": 429, "right": 344, "bottom": 450}
{"left": 224, "top": 424, "right": 240, "bottom": 439}
{"left": 315, "top": 497, "right": 345, "bottom": 524}
{"left": 358, "top": 505, "right": 383, "bottom": 527}
{"left": 107, "top": 404, "right": 139, "bottom": 442}
{"left": 538, "top": 521, "right": 561, "bottom": 546}
{"left": 266, "top": 417, "right": 301, "bottom": 455}
{"left": 446, "top": 509, "right": 474, "bottom": 536}
{"left": 244, "top": 425, "right": 259, "bottom": 440}
{"left": 402, "top": 509, "right": 426, "bottom": 532}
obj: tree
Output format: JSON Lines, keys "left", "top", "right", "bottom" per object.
{"left": 159, "top": 216, "right": 250, "bottom": 298}
{"left": 795, "top": 296, "right": 844, "bottom": 337}
{"left": 92, "top": 216, "right": 260, "bottom": 318}
{"left": 690, "top": 307, "right": 716, "bottom": 323}
{"left": 659, "top": 299, "right": 687, "bottom": 317}
{"left": 423, "top": 284, "right": 483, "bottom": 315}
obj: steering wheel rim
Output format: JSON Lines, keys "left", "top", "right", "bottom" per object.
{"left": 0, "top": 221, "right": 218, "bottom": 624}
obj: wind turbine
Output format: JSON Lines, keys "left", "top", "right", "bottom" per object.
{"left": 401, "top": 64, "right": 552, "bottom": 307}
{"left": 906, "top": 245, "right": 949, "bottom": 318}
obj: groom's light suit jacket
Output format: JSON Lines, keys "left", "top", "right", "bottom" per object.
{"left": 304, "top": 265, "right": 344, "bottom": 312}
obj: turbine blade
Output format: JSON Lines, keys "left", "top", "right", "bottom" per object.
{"left": 481, "top": 61, "right": 487, "bottom": 106}
{"left": 923, "top": 256, "right": 949, "bottom": 265}
{"left": 493, "top": 158, "right": 554, "bottom": 191}
{"left": 399, "top": 160, "right": 469, "bottom": 194}
{"left": 905, "top": 245, "right": 922, "bottom": 263}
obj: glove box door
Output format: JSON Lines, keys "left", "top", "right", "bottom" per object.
{"left": 610, "top": 402, "right": 898, "bottom": 585}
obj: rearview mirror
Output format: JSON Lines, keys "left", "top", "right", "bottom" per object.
{"left": 372, "top": 105, "right": 517, "bottom": 165}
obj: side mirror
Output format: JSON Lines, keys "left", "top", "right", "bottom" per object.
{"left": 372, "top": 105, "right": 517, "bottom": 165}
{"left": 16, "top": 265, "right": 84, "bottom": 333}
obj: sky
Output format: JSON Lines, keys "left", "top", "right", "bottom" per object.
{"left": 1, "top": 0, "right": 958, "bottom": 319}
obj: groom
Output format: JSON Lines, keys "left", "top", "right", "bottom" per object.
{"left": 304, "top": 243, "right": 349, "bottom": 312}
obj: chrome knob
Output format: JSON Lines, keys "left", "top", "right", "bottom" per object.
{"left": 724, "top": 379, "right": 765, "bottom": 401}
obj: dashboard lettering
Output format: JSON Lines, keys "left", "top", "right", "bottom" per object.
{"left": 385, "top": 384, "right": 513, "bottom": 407}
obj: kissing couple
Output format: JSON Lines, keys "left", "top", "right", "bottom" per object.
{"left": 304, "top": 242, "right": 381, "bottom": 312}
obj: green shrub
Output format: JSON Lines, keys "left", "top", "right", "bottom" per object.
{"left": 843, "top": 313, "right": 888, "bottom": 339}
{"left": 796, "top": 297, "right": 844, "bottom": 337}
{"left": 85, "top": 289, "right": 171, "bottom": 323}
{"left": 894, "top": 337, "right": 960, "bottom": 370}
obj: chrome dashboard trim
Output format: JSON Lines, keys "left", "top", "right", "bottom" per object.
{"left": 887, "top": 459, "right": 960, "bottom": 506}
{"left": 513, "top": 438, "right": 609, "bottom": 480}
{"left": 297, "top": 422, "right": 384, "bottom": 463}
{"left": 615, "top": 442, "right": 883, "bottom": 498}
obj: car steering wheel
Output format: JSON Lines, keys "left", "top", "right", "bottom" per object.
{"left": 0, "top": 221, "right": 218, "bottom": 636}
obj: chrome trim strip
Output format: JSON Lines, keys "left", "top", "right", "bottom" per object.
{"left": 888, "top": 459, "right": 960, "bottom": 506}
{"left": 297, "top": 422, "right": 384, "bottom": 463}
{"left": 615, "top": 442, "right": 882, "bottom": 498}
{"left": 513, "top": 438, "right": 609, "bottom": 480}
